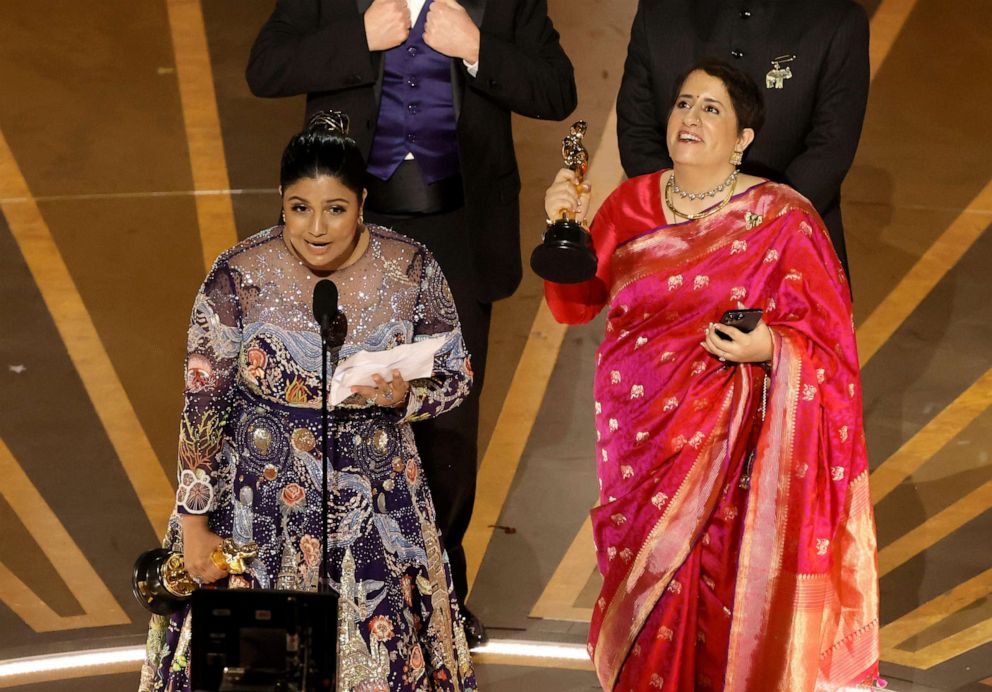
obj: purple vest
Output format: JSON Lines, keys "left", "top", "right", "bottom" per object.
{"left": 366, "top": 0, "right": 461, "bottom": 184}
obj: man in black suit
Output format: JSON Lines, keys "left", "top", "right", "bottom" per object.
{"left": 246, "top": 0, "right": 576, "bottom": 643}
{"left": 617, "top": 0, "right": 869, "bottom": 274}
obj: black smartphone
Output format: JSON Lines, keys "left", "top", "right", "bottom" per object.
{"left": 716, "top": 308, "right": 763, "bottom": 340}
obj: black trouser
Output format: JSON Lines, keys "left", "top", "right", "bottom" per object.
{"left": 365, "top": 206, "right": 491, "bottom": 606}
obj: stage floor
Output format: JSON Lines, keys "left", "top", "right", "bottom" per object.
{"left": 2, "top": 0, "right": 992, "bottom": 689}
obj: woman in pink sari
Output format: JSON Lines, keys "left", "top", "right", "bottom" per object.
{"left": 543, "top": 60, "right": 880, "bottom": 691}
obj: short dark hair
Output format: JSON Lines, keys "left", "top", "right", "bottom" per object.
{"left": 279, "top": 111, "right": 366, "bottom": 195}
{"left": 671, "top": 59, "right": 765, "bottom": 136}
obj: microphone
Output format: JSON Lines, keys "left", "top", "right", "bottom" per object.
{"left": 312, "top": 279, "right": 338, "bottom": 335}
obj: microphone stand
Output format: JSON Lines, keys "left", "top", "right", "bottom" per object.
{"left": 318, "top": 321, "right": 332, "bottom": 595}
{"left": 311, "top": 279, "right": 343, "bottom": 690}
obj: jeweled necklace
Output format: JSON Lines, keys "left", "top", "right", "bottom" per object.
{"left": 671, "top": 168, "right": 739, "bottom": 200}
{"left": 665, "top": 171, "right": 739, "bottom": 221}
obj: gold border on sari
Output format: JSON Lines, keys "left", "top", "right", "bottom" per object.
{"left": 593, "top": 370, "right": 754, "bottom": 689}
{"left": 723, "top": 334, "right": 879, "bottom": 691}
{"left": 723, "top": 329, "right": 803, "bottom": 690}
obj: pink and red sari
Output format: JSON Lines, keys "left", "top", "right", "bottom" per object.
{"left": 545, "top": 171, "right": 879, "bottom": 691}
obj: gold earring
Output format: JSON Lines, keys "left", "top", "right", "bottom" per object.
{"left": 730, "top": 150, "right": 743, "bottom": 166}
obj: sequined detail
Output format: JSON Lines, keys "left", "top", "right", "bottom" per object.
{"left": 372, "top": 429, "right": 389, "bottom": 453}
{"left": 252, "top": 426, "right": 272, "bottom": 453}
{"left": 238, "top": 410, "right": 289, "bottom": 472}
{"left": 291, "top": 427, "right": 316, "bottom": 452}
{"left": 337, "top": 548, "right": 391, "bottom": 690}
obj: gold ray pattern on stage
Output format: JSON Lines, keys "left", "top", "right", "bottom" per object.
{"left": 0, "top": 0, "right": 990, "bottom": 686}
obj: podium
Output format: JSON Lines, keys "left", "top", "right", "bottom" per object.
{"left": 191, "top": 588, "right": 337, "bottom": 691}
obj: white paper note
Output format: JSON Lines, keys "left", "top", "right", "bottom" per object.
{"left": 329, "top": 336, "right": 449, "bottom": 406}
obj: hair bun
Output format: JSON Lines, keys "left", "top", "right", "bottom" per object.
{"left": 306, "top": 110, "right": 351, "bottom": 137}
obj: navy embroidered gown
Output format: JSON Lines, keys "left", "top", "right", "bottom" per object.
{"left": 140, "top": 225, "right": 477, "bottom": 692}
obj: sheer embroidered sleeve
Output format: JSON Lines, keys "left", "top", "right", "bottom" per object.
{"left": 175, "top": 261, "right": 243, "bottom": 516}
{"left": 399, "top": 249, "right": 473, "bottom": 423}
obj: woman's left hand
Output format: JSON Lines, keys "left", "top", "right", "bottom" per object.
{"left": 701, "top": 320, "right": 773, "bottom": 364}
{"left": 352, "top": 369, "right": 410, "bottom": 408}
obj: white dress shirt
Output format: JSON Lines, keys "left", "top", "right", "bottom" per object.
{"left": 406, "top": 0, "right": 479, "bottom": 76}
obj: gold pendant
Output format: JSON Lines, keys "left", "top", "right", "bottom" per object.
{"left": 765, "top": 54, "right": 796, "bottom": 90}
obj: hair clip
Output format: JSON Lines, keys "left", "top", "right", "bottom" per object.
{"left": 306, "top": 110, "right": 351, "bottom": 137}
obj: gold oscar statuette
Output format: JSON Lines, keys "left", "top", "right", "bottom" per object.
{"left": 132, "top": 538, "right": 259, "bottom": 615}
{"left": 530, "top": 120, "right": 598, "bottom": 283}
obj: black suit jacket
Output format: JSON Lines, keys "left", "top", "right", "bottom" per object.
{"left": 246, "top": 0, "right": 577, "bottom": 302}
{"left": 616, "top": 0, "right": 869, "bottom": 271}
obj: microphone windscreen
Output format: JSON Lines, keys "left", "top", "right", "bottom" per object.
{"left": 312, "top": 279, "right": 338, "bottom": 328}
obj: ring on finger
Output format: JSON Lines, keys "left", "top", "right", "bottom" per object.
{"left": 382, "top": 385, "right": 394, "bottom": 402}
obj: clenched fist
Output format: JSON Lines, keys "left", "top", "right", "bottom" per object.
{"left": 424, "top": 0, "right": 480, "bottom": 64}
{"left": 364, "top": 0, "right": 411, "bottom": 52}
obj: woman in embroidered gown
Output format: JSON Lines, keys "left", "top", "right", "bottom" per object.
{"left": 140, "top": 112, "right": 477, "bottom": 692}
{"left": 543, "top": 61, "right": 879, "bottom": 691}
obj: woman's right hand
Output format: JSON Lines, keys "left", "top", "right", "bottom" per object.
{"left": 181, "top": 515, "right": 229, "bottom": 585}
{"left": 544, "top": 168, "right": 591, "bottom": 225}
